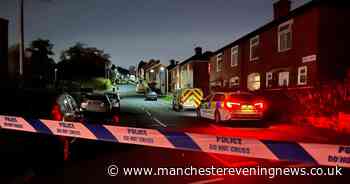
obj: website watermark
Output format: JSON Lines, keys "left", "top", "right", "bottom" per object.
{"left": 106, "top": 165, "right": 343, "bottom": 178}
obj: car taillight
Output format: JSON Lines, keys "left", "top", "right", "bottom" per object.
{"left": 254, "top": 102, "right": 264, "bottom": 110}
{"left": 224, "top": 101, "right": 241, "bottom": 110}
{"left": 112, "top": 115, "right": 120, "bottom": 124}
{"left": 51, "top": 104, "right": 63, "bottom": 121}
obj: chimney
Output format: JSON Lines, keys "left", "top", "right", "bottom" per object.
{"left": 194, "top": 47, "right": 202, "bottom": 56}
{"left": 273, "top": 0, "right": 291, "bottom": 20}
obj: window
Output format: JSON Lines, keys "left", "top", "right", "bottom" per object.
{"left": 278, "top": 71, "right": 289, "bottom": 87}
{"left": 231, "top": 46, "right": 239, "bottom": 67}
{"left": 250, "top": 36, "right": 259, "bottom": 61}
{"left": 216, "top": 53, "right": 223, "bottom": 72}
{"left": 266, "top": 72, "right": 273, "bottom": 88}
{"left": 229, "top": 77, "right": 240, "bottom": 88}
{"left": 247, "top": 73, "right": 261, "bottom": 91}
{"left": 278, "top": 20, "right": 293, "bottom": 52}
{"left": 208, "top": 63, "right": 212, "bottom": 73}
{"left": 298, "top": 66, "right": 308, "bottom": 85}
{"left": 216, "top": 81, "right": 222, "bottom": 87}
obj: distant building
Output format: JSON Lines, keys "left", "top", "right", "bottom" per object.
{"left": 144, "top": 62, "right": 167, "bottom": 94}
{"left": 168, "top": 47, "right": 213, "bottom": 95}
{"left": 209, "top": 0, "right": 350, "bottom": 92}
{"left": 0, "top": 18, "right": 8, "bottom": 81}
{"left": 166, "top": 60, "right": 178, "bottom": 93}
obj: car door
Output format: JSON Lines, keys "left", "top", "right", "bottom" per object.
{"left": 199, "top": 94, "right": 212, "bottom": 119}
{"left": 209, "top": 94, "right": 225, "bottom": 119}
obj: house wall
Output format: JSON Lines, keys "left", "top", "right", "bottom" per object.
{"left": 318, "top": 3, "right": 350, "bottom": 82}
{"left": 0, "top": 18, "right": 8, "bottom": 81}
{"left": 210, "top": 5, "right": 323, "bottom": 92}
{"left": 193, "top": 61, "right": 209, "bottom": 95}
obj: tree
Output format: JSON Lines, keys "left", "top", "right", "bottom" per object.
{"left": 26, "top": 38, "right": 56, "bottom": 86}
{"left": 57, "top": 43, "right": 111, "bottom": 80}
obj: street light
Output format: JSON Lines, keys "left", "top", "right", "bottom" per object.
{"left": 150, "top": 69, "right": 154, "bottom": 73}
{"left": 160, "top": 66, "right": 165, "bottom": 71}
{"left": 54, "top": 68, "right": 58, "bottom": 82}
{"left": 17, "top": 0, "right": 24, "bottom": 76}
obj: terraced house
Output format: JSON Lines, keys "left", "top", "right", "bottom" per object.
{"left": 209, "top": 0, "right": 350, "bottom": 92}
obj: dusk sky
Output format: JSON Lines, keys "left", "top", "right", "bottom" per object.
{"left": 0, "top": 0, "right": 309, "bottom": 68}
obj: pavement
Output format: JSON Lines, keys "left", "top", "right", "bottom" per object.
{"left": 0, "top": 84, "right": 349, "bottom": 184}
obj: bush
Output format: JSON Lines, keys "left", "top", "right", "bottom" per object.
{"left": 81, "top": 78, "right": 112, "bottom": 91}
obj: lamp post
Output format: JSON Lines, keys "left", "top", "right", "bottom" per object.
{"left": 160, "top": 67, "right": 165, "bottom": 94}
{"left": 17, "top": 0, "right": 24, "bottom": 77}
{"left": 54, "top": 68, "right": 58, "bottom": 82}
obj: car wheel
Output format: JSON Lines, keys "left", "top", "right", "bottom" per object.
{"left": 196, "top": 109, "right": 202, "bottom": 119}
{"left": 172, "top": 102, "right": 176, "bottom": 111}
{"left": 214, "top": 110, "right": 221, "bottom": 123}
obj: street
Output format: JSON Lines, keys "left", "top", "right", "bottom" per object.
{"left": 1, "top": 84, "right": 348, "bottom": 184}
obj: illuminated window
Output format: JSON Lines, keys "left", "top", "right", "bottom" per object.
{"left": 250, "top": 36, "right": 259, "bottom": 61}
{"left": 247, "top": 73, "right": 261, "bottom": 91}
{"left": 278, "top": 20, "right": 293, "bottom": 52}
{"left": 298, "top": 66, "right": 307, "bottom": 85}
{"left": 231, "top": 46, "right": 239, "bottom": 67}
{"left": 229, "top": 76, "right": 240, "bottom": 88}
{"left": 216, "top": 53, "right": 223, "bottom": 72}
{"left": 278, "top": 71, "right": 289, "bottom": 87}
{"left": 266, "top": 72, "right": 273, "bottom": 88}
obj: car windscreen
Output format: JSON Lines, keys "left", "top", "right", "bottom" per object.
{"left": 85, "top": 95, "right": 107, "bottom": 101}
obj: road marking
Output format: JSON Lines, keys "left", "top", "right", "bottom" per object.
{"left": 142, "top": 106, "right": 167, "bottom": 128}
{"left": 189, "top": 178, "right": 224, "bottom": 184}
{"left": 152, "top": 117, "right": 167, "bottom": 128}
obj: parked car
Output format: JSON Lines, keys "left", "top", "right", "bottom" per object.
{"left": 144, "top": 90, "right": 158, "bottom": 101}
{"left": 105, "top": 92, "right": 121, "bottom": 112}
{"left": 172, "top": 88, "right": 203, "bottom": 111}
{"left": 136, "top": 83, "right": 146, "bottom": 93}
{"left": 79, "top": 93, "right": 119, "bottom": 124}
{"left": 80, "top": 93, "right": 112, "bottom": 113}
{"left": 196, "top": 91, "right": 266, "bottom": 123}
{"left": 0, "top": 88, "right": 80, "bottom": 121}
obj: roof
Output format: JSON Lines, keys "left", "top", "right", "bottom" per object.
{"left": 166, "top": 64, "right": 177, "bottom": 70}
{"left": 180, "top": 51, "right": 213, "bottom": 66}
{"left": 116, "top": 66, "right": 130, "bottom": 75}
{"left": 0, "top": 17, "right": 8, "bottom": 25}
{"left": 212, "top": 0, "right": 329, "bottom": 55}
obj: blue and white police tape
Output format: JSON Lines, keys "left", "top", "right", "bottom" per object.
{"left": 0, "top": 115, "right": 349, "bottom": 167}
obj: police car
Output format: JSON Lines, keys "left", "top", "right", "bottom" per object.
{"left": 196, "top": 91, "right": 266, "bottom": 122}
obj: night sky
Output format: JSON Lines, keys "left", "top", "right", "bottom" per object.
{"left": 0, "top": 0, "right": 309, "bottom": 68}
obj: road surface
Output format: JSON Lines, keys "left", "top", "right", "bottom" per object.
{"left": 0, "top": 84, "right": 349, "bottom": 184}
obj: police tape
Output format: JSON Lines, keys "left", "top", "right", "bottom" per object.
{"left": 0, "top": 115, "right": 349, "bottom": 168}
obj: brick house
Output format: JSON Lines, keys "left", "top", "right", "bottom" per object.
{"left": 0, "top": 18, "right": 8, "bottom": 81}
{"left": 168, "top": 47, "right": 213, "bottom": 95}
{"left": 209, "top": 0, "right": 350, "bottom": 93}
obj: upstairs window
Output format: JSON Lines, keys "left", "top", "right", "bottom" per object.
{"left": 298, "top": 66, "right": 308, "bottom": 85}
{"left": 278, "top": 20, "right": 293, "bottom": 52}
{"left": 231, "top": 46, "right": 239, "bottom": 67}
{"left": 229, "top": 76, "right": 240, "bottom": 88}
{"left": 250, "top": 36, "right": 259, "bottom": 61}
{"left": 216, "top": 53, "right": 223, "bottom": 72}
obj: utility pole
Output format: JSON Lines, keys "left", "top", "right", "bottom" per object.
{"left": 17, "top": 0, "right": 24, "bottom": 77}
